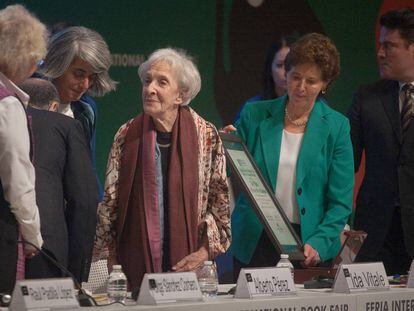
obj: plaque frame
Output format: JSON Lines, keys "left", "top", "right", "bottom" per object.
{"left": 220, "top": 133, "right": 304, "bottom": 261}
{"left": 332, "top": 230, "right": 367, "bottom": 268}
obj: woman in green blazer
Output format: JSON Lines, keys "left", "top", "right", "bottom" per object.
{"left": 231, "top": 33, "right": 354, "bottom": 276}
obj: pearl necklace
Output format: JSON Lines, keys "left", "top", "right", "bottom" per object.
{"left": 284, "top": 106, "right": 308, "bottom": 127}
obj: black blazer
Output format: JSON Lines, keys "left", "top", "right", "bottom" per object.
{"left": 28, "top": 107, "right": 98, "bottom": 282}
{"left": 349, "top": 80, "right": 414, "bottom": 258}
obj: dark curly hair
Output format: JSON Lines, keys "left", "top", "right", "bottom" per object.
{"left": 284, "top": 33, "right": 340, "bottom": 89}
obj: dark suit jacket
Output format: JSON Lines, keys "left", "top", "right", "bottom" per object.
{"left": 27, "top": 107, "right": 98, "bottom": 282}
{"left": 349, "top": 80, "right": 414, "bottom": 258}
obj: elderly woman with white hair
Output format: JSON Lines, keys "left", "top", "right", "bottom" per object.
{"left": 95, "top": 48, "right": 231, "bottom": 288}
{"left": 39, "top": 26, "right": 116, "bottom": 196}
{"left": 0, "top": 4, "right": 47, "bottom": 293}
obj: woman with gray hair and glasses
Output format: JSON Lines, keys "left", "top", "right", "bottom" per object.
{"left": 95, "top": 47, "right": 231, "bottom": 289}
{"left": 39, "top": 26, "right": 116, "bottom": 194}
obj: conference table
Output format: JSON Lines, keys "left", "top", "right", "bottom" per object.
{"left": 88, "top": 284, "right": 414, "bottom": 311}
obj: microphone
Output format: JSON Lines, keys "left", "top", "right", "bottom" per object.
{"left": 18, "top": 240, "right": 96, "bottom": 307}
{"left": 0, "top": 293, "right": 12, "bottom": 307}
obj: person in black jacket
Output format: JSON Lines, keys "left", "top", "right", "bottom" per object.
{"left": 349, "top": 8, "right": 414, "bottom": 275}
{"left": 21, "top": 78, "right": 99, "bottom": 283}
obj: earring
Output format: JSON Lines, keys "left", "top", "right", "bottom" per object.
{"left": 321, "top": 89, "right": 326, "bottom": 95}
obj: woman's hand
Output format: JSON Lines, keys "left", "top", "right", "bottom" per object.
{"left": 301, "top": 243, "right": 321, "bottom": 267}
{"left": 220, "top": 124, "right": 237, "bottom": 134}
{"left": 24, "top": 244, "right": 39, "bottom": 259}
{"left": 172, "top": 246, "right": 209, "bottom": 272}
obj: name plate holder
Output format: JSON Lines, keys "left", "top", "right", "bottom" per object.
{"left": 9, "top": 278, "right": 79, "bottom": 310}
{"left": 137, "top": 272, "right": 202, "bottom": 305}
{"left": 407, "top": 260, "right": 414, "bottom": 288}
{"left": 333, "top": 262, "right": 389, "bottom": 293}
{"left": 234, "top": 267, "right": 296, "bottom": 299}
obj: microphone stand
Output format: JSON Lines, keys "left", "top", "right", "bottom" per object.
{"left": 18, "top": 240, "right": 97, "bottom": 307}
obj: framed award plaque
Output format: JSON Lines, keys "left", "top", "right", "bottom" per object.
{"left": 220, "top": 133, "right": 304, "bottom": 261}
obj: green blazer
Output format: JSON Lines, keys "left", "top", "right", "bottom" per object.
{"left": 231, "top": 96, "right": 354, "bottom": 263}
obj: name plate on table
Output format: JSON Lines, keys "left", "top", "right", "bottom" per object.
{"left": 407, "top": 260, "right": 414, "bottom": 288}
{"left": 137, "top": 272, "right": 202, "bottom": 305}
{"left": 9, "top": 278, "right": 79, "bottom": 310}
{"left": 235, "top": 267, "right": 296, "bottom": 299}
{"left": 333, "top": 263, "right": 389, "bottom": 293}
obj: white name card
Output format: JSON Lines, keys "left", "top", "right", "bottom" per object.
{"left": 407, "top": 260, "right": 414, "bottom": 288}
{"left": 333, "top": 262, "right": 389, "bottom": 293}
{"left": 234, "top": 267, "right": 296, "bottom": 299}
{"left": 137, "top": 272, "right": 202, "bottom": 305}
{"left": 9, "top": 278, "right": 79, "bottom": 310}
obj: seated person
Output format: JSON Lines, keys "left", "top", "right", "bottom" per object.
{"left": 94, "top": 48, "right": 231, "bottom": 288}
{"left": 231, "top": 33, "right": 354, "bottom": 279}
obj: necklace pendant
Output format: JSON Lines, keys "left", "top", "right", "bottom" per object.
{"left": 284, "top": 106, "right": 308, "bottom": 127}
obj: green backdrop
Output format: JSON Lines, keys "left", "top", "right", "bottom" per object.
{"left": 4, "top": 0, "right": 383, "bottom": 183}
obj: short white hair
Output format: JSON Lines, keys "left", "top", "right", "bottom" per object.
{"left": 138, "top": 48, "right": 201, "bottom": 105}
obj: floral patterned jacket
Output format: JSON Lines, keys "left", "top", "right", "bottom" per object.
{"left": 94, "top": 108, "right": 231, "bottom": 260}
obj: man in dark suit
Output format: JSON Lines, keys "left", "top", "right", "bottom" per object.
{"left": 349, "top": 8, "right": 414, "bottom": 275}
{"left": 20, "top": 78, "right": 99, "bottom": 282}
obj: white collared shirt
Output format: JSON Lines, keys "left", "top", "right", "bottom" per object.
{"left": 0, "top": 71, "right": 43, "bottom": 248}
{"left": 58, "top": 103, "right": 74, "bottom": 118}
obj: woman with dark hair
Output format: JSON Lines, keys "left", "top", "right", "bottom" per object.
{"left": 234, "top": 35, "right": 298, "bottom": 121}
{"left": 231, "top": 33, "right": 354, "bottom": 277}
